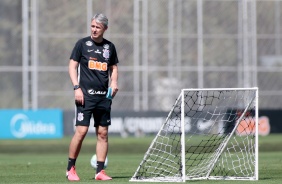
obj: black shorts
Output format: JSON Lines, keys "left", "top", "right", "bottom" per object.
{"left": 75, "top": 97, "right": 112, "bottom": 127}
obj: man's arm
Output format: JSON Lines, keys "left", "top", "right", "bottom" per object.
{"left": 69, "top": 59, "right": 84, "bottom": 105}
{"left": 109, "top": 64, "right": 118, "bottom": 98}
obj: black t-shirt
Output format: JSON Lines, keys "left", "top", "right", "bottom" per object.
{"left": 70, "top": 36, "right": 119, "bottom": 99}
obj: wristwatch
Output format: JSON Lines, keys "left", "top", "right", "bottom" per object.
{"left": 73, "top": 85, "right": 80, "bottom": 90}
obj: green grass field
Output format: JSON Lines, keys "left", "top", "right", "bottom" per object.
{"left": 0, "top": 134, "right": 282, "bottom": 184}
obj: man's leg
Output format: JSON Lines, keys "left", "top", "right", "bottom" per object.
{"left": 69, "top": 125, "right": 89, "bottom": 159}
{"left": 95, "top": 125, "right": 112, "bottom": 180}
{"left": 96, "top": 125, "right": 109, "bottom": 171}
{"left": 66, "top": 126, "right": 88, "bottom": 181}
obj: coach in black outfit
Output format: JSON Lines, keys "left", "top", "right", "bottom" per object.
{"left": 66, "top": 13, "right": 118, "bottom": 181}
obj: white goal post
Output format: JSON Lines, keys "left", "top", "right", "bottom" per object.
{"left": 130, "top": 88, "right": 259, "bottom": 182}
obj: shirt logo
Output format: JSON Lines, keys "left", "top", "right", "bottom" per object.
{"left": 103, "top": 44, "right": 110, "bottom": 60}
{"left": 95, "top": 49, "right": 101, "bottom": 54}
{"left": 87, "top": 89, "right": 107, "bottom": 95}
{"left": 85, "top": 41, "right": 93, "bottom": 46}
{"left": 88, "top": 60, "right": 107, "bottom": 71}
{"left": 87, "top": 49, "right": 94, "bottom": 52}
{"left": 103, "top": 49, "right": 110, "bottom": 60}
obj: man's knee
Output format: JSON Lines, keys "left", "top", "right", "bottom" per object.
{"left": 97, "top": 126, "right": 109, "bottom": 141}
{"left": 75, "top": 126, "right": 88, "bottom": 139}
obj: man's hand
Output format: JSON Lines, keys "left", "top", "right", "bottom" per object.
{"left": 111, "top": 84, "right": 118, "bottom": 98}
{"left": 75, "top": 88, "right": 84, "bottom": 105}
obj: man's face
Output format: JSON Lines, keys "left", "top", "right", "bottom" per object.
{"left": 90, "top": 20, "right": 107, "bottom": 40}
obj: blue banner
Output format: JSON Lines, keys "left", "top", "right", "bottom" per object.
{"left": 0, "top": 109, "right": 63, "bottom": 139}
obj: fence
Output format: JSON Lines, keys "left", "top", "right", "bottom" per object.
{"left": 0, "top": 0, "right": 282, "bottom": 111}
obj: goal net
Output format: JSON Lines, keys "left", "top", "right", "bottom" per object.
{"left": 130, "top": 88, "right": 259, "bottom": 182}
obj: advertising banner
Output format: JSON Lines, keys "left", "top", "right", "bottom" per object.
{"left": 64, "top": 110, "right": 281, "bottom": 137}
{"left": 0, "top": 109, "right": 63, "bottom": 139}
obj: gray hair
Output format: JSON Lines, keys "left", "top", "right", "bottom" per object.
{"left": 91, "top": 13, "right": 108, "bottom": 28}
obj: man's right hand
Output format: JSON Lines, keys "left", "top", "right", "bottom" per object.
{"left": 74, "top": 88, "right": 84, "bottom": 106}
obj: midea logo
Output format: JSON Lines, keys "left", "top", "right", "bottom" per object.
{"left": 10, "top": 113, "right": 56, "bottom": 138}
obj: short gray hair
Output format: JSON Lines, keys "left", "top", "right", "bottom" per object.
{"left": 91, "top": 13, "right": 108, "bottom": 28}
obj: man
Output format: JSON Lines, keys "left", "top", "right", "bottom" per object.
{"left": 66, "top": 13, "right": 119, "bottom": 181}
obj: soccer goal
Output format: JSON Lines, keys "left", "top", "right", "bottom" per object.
{"left": 130, "top": 88, "right": 259, "bottom": 182}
